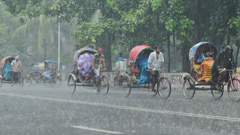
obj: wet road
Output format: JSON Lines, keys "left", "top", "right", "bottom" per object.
{"left": 0, "top": 82, "right": 240, "bottom": 135}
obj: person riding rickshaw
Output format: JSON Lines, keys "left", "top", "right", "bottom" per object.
{"left": 183, "top": 42, "right": 240, "bottom": 101}
{"left": 67, "top": 47, "right": 109, "bottom": 95}
{"left": 0, "top": 56, "right": 23, "bottom": 87}
{"left": 114, "top": 57, "right": 129, "bottom": 86}
{"left": 41, "top": 60, "right": 57, "bottom": 79}
{"left": 0, "top": 56, "right": 15, "bottom": 81}
{"left": 118, "top": 45, "right": 171, "bottom": 98}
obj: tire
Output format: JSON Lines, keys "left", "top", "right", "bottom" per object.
{"left": 49, "top": 78, "right": 56, "bottom": 87}
{"left": 24, "top": 77, "right": 32, "bottom": 87}
{"left": 54, "top": 76, "right": 61, "bottom": 87}
{"left": 99, "top": 75, "right": 109, "bottom": 95}
{"left": 228, "top": 78, "right": 240, "bottom": 102}
{"left": 119, "top": 76, "right": 131, "bottom": 97}
{"left": 182, "top": 77, "right": 195, "bottom": 99}
{"left": 67, "top": 75, "right": 76, "bottom": 94}
{"left": 158, "top": 78, "right": 171, "bottom": 99}
{"left": 0, "top": 78, "right": 2, "bottom": 88}
{"left": 114, "top": 77, "right": 119, "bottom": 86}
{"left": 44, "top": 78, "right": 51, "bottom": 87}
{"left": 211, "top": 84, "right": 224, "bottom": 100}
{"left": 20, "top": 78, "right": 24, "bottom": 88}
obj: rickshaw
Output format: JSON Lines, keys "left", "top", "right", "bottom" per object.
{"left": 25, "top": 60, "right": 61, "bottom": 87}
{"left": 0, "top": 56, "right": 23, "bottom": 87}
{"left": 182, "top": 42, "right": 240, "bottom": 101}
{"left": 67, "top": 47, "right": 109, "bottom": 95}
{"left": 114, "top": 58, "right": 129, "bottom": 86}
{"left": 118, "top": 45, "right": 171, "bottom": 98}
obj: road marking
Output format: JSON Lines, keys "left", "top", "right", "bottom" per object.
{"left": 71, "top": 125, "right": 124, "bottom": 134}
{"left": 0, "top": 92, "right": 240, "bottom": 123}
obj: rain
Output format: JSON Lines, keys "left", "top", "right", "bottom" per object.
{"left": 1, "top": 0, "right": 240, "bottom": 135}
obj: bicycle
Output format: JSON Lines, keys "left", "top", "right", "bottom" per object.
{"left": 217, "top": 68, "right": 240, "bottom": 101}
{"left": 68, "top": 66, "right": 109, "bottom": 95}
{"left": 149, "top": 68, "right": 172, "bottom": 98}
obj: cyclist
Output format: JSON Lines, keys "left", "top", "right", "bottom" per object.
{"left": 92, "top": 48, "right": 105, "bottom": 70}
{"left": 212, "top": 45, "right": 234, "bottom": 89}
{"left": 92, "top": 48, "right": 106, "bottom": 92}
{"left": 11, "top": 55, "right": 22, "bottom": 86}
{"left": 148, "top": 46, "right": 165, "bottom": 92}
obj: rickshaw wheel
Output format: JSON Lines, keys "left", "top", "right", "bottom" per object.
{"left": 211, "top": 84, "right": 224, "bottom": 100}
{"left": 114, "top": 77, "right": 119, "bottom": 86}
{"left": 54, "top": 76, "right": 62, "bottom": 87}
{"left": 119, "top": 76, "right": 131, "bottom": 97}
{"left": 24, "top": 77, "right": 32, "bottom": 87}
{"left": 99, "top": 75, "right": 109, "bottom": 95}
{"left": 20, "top": 78, "right": 24, "bottom": 88}
{"left": 158, "top": 77, "right": 171, "bottom": 99}
{"left": 67, "top": 75, "right": 76, "bottom": 94}
{"left": 227, "top": 78, "right": 240, "bottom": 102}
{"left": 182, "top": 77, "right": 195, "bottom": 99}
{"left": 0, "top": 78, "right": 2, "bottom": 88}
{"left": 44, "top": 78, "right": 51, "bottom": 87}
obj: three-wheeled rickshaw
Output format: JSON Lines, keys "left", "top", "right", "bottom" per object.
{"left": 114, "top": 58, "right": 129, "bottom": 86}
{"left": 118, "top": 45, "right": 171, "bottom": 98}
{"left": 67, "top": 47, "right": 109, "bottom": 95}
{"left": 183, "top": 42, "right": 240, "bottom": 101}
{"left": 25, "top": 60, "right": 61, "bottom": 87}
{"left": 0, "top": 56, "right": 24, "bottom": 87}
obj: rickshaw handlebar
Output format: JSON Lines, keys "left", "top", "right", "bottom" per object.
{"left": 219, "top": 68, "right": 235, "bottom": 73}
{"left": 148, "top": 68, "right": 166, "bottom": 72}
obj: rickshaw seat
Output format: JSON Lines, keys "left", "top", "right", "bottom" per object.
{"left": 193, "top": 64, "right": 201, "bottom": 74}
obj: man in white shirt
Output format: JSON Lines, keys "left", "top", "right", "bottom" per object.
{"left": 148, "top": 46, "right": 165, "bottom": 92}
{"left": 11, "top": 55, "right": 22, "bottom": 86}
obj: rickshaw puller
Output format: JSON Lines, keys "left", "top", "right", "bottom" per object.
{"left": 148, "top": 46, "right": 165, "bottom": 92}
{"left": 11, "top": 55, "right": 22, "bottom": 86}
{"left": 212, "top": 45, "right": 234, "bottom": 89}
{"left": 92, "top": 48, "right": 106, "bottom": 91}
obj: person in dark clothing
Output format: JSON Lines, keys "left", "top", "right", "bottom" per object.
{"left": 197, "top": 48, "right": 214, "bottom": 64}
{"left": 212, "top": 45, "right": 234, "bottom": 89}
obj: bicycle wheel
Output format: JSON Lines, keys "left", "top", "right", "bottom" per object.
{"left": 228, "top": 78, "right": 240, "bottom": 102}
{"left": 182, "top": 77, "right": 195, "bottom": 99}
{"left": 158, "top": 77, "right": 171, "bottom": 99}
{"left": 67, "top": 75, "right": 76, "bottom": 94}
{"left": 54, "top": 76, "right": 61, "bottom": 87}
{"left": 99, "top": 75, "right": 109, "bottom": 95}
{"left": 24, "top": 77, "right": 32, "bottom": 87}
{"left": 119, "top": 76, "right": 131, "bottom": 97}
{"left": 211, "top": 84, "right": 224, "bottom": 100}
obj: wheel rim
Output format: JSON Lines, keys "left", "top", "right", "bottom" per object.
{"left": 67, "top": 76, "right": 76, "bottom": 94}
{"left": 119, "top": 77, "right": 131, "bottom": 97}
{"left": 158, "top": 78, "right": 171, "bottom": 99}
{"left": 228, "top": 79, "right": 240, "bottom": 102}
{"left": 99, "top": 76, "right": 109, "bottom": 95}
{"left": 182, "top": 78, "right": 195, "bottom": 99}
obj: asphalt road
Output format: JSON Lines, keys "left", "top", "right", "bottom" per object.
{"left": 0, "top": 82, "right": 240, "bottom": 135}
